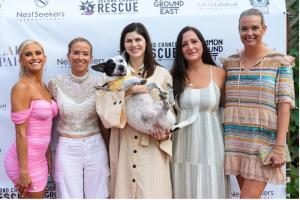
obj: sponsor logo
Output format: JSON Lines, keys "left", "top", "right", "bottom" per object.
{"left": 231, "top": 190, "right": 274, "bottom": 199}
{"left": 56, "top": 57, "right": 105, "bottom": 69}
{"left": 0, "top": 180, "right": 57, "bottom": 198}
{"left": 0, "top": 188, "right": 20, "bottom": 199}
{"left": 152, "top": 39, "right": 224, "bottom": 62}
{"left": 197, "top": 0, "right": 238, "bottom": 9}
{"left": 153, "top": 0, "right": 184, "bottom": 15}
{"left": 16, "top": 1, "right": 65, "bottom": 21}
{"left": 0, "top": 103, "right": 8, "bottom": 111}
{"left": 250, "top": 0, "right": 269, "bottom": 14}
{"left": 0, "top": 45, "right": 18, "bottom": 68}
{"left": 95, "top": 0, "right": 139, "bottom": 15}
{"left": 206, "top": 38, "right": 224, "bottom": 60}
{"left": 152, "top": 41, "right": 176, "bottom": 61}
{"left": 44, "top": 177, "right": 56, "bottom": 199}
{"left": 34, "top": 0, "right": 49, "bottom": 8}
{"left": 79, "top": 0, "right": 96, "bottom": 15}
{"left": 0, "top": 0, "right": 4, "bottom": 12}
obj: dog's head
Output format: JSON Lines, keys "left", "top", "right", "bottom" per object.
{"left": 92, "top": 55, "right": 128, "bottom": 81}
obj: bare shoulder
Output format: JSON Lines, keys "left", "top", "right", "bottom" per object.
{"left": 11, "top": 81, "right": 29, "bottom": 95}
{"left": 212, "top": 65, "right": 226, "bottom": 89}
{"left": 11, "top": 81, "right": 32, "bottom": 111}
{"left": 212, "top": 65, "right": 226, "bottom": 78}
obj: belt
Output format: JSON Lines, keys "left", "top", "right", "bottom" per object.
{"left": 59, "top": 132, "right": 99, "bottom": 138}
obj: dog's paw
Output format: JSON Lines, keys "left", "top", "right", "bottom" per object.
{"left": 139, "top": 79, "right": 147, "bottom": 85}
{"left": 94, "top": 85, "right": 101, "bottom": 90}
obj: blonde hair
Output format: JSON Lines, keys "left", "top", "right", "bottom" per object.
{"left": 238, "top": 8, "right": 266, "bottom": 29}
{"left": 18, "top": 39, "right": 44, "bottom": 78}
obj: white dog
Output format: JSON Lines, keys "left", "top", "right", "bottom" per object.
{"left": 92, "top": 55, "right": 198, "bottom": 134}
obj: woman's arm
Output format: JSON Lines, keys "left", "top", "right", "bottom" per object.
{"left": 276, "top": 102, "right": 290, "bottom": 145}
{"left": 98, "top": 118, "right": 110, "bottom": 151}
{"left": 213, "top": 67, "right": 226, "bottom": 107}
{"left": 270, "top": 102, "right": 291, "bottom": 168}
{"left": 11, "top": 82, "right": 32, "bottom": 195}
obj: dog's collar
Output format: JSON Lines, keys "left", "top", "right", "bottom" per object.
{"left": 107, "top": 75, "right": 130, "bottom": 92}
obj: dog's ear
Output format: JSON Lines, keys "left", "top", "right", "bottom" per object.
{"left": 120, "top": 51, "right": 126, "bottom": 59}
{"left": 91, "top": 63, "right": 106, "bottom": 72}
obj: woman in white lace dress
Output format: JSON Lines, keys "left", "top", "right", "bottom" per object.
{"left": 48, "top": 37, "right": 109, "bottom": 198}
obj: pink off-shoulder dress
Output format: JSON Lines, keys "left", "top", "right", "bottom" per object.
{"left": 4, "top": 100, "right": 58, "bottom": 192}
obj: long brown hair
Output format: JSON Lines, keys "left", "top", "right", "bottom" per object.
{"left": 170, "top": 26, "right": 216, "bottom": 107}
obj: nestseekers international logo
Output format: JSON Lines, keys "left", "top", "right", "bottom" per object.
{"left": 153, "top": 0, "right": 184, "bottom": 15}
{"left": 79, "top": 0, "right": 96, "bottom": 15}
{"left": 197, "top": 0, "right": 238, "bottom": 9}
{"left": 0, "top": 45, "right": 18, "bottom": 68}
{"left": 16, "top": 0, "right": 65, "bottom": 21}
{"left": 34, "top": 0, "right": 49, "bottom": 8}
{"left": 250, "top": 0, "right": 269, "bottom": 14}
{"left": 56, "top": 57, "right": 105, "bottom": 69}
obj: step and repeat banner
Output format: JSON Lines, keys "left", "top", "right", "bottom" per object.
{"left": 0, "top": 0, "right": 288, "bottom": 198}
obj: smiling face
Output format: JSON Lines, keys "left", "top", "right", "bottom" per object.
{"left": 239, "top": 15, "right": 266, "bottom": 48}
{"left": 19, "top": 43, "right": 46, "bottom": 74}
{"left": 181, "top": 30, "right": 203, "bottom": 64}
{"left": 68, "top": 41, "right": 92, "bottom": 77}
{"left": 124, "top": 31, "right": 146, "bottom": 60}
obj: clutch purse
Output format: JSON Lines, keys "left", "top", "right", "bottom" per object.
{"left": 258, "top": 144, "right": 291, "bottom": 165}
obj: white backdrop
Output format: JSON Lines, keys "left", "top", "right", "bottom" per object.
{"left": 0, "top": 0, "right": 288, "bottom": 198}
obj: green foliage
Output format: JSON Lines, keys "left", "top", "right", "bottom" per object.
{"left": 287, "top": 165, "right": 299, "bottom": 199}
{"left": 286, "top": 0, "right": 299, "bottom": 198}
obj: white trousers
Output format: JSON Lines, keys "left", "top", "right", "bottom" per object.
{"left": 53, "top": 134, "right": 109, "bottom": 198}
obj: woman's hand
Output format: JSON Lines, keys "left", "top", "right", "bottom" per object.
{"left": 270, "top": 145, "right": 286, "bottom": 168}
{"left": 151, "top": 124, "right": 170, "bottom": 141}
{"left": 125, "top": 85, "right": 148, "bottom": 96}
{"left": 270, "top": 152, "right": 285, "bottom": 168}
{"left": 46, "top": 148, "right": 52, "bottom": 173}
{"left": 15, "top": 171, "right": 32, "bottom": 197}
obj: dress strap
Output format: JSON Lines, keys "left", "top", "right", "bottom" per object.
{"left": 210, "top": 65, "right": 213, "bottom": 81}
{"left": 11, "top": 101, "right": 36, "bottom": 124}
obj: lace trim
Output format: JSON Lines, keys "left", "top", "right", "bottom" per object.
{"left": 69, "top": 71, "right": 89, "bottom": 83}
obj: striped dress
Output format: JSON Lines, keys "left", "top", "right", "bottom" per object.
{"left": 222, "top": 52, "right": 295, "bottom": 184}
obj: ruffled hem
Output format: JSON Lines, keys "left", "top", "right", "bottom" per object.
{"left": 222, "top": 106, "right": 277, "bottom": 130}
{"left": 225, "top": 154, "right": 285, "bottom": 184}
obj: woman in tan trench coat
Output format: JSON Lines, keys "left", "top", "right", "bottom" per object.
{"left": 109, "top": 22, "right": 173, "bottom": 198}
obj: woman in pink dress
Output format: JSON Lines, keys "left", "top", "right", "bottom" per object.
{"left": 4, "top": 40, "right": 58, "bottom": 198}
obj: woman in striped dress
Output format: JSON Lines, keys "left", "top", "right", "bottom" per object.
{"left": 222, "top": 8, "right": 295, "bottom": 198}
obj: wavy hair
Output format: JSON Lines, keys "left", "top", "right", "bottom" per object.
{"left": 119, "top": 22, "right": 159, "bottom": 78}
{"left": 170, "top": 26, "right": 216, "bottom": 107}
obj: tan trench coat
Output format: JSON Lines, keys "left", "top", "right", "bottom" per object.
{"left": 109, "top": 66, "right": 173, "bottom": 198}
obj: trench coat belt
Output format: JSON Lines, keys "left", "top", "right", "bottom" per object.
{"left": 140, "top": 134, "right": 150, "bottom": 146}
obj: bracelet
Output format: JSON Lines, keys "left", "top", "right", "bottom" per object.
{"left": 272, "top": 145, "right": 285, "bottom": 155}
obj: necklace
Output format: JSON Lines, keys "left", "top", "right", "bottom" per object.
{"left": 187, "top": 65, "right": 212, "bottom": 88}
